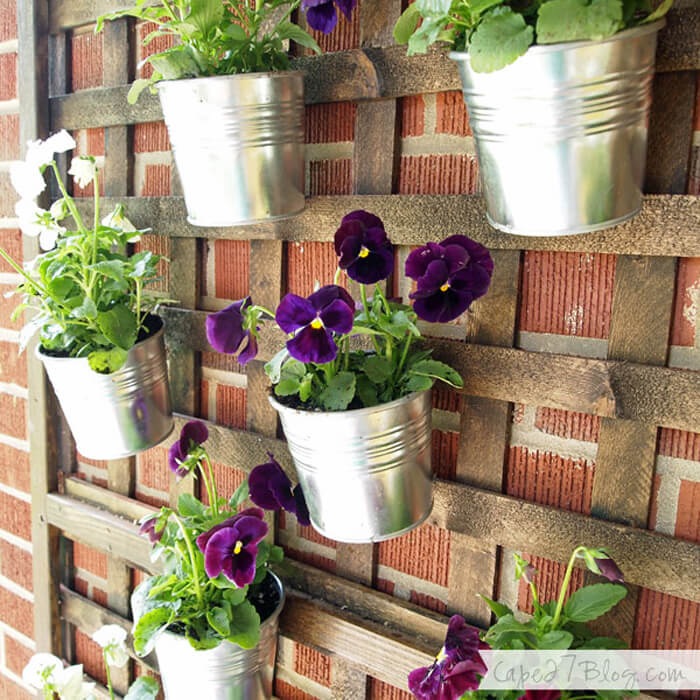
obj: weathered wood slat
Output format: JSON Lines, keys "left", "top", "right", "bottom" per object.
{"left": 72, "top": 194, "right": 700, "bottom": 257}
{"left": 161, "top": 307, "right": 700, "bottom": 433}
{"left": 51, "top": 476, "right": 700, "bottom": 601}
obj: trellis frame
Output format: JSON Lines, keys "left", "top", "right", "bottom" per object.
{"left": 19, "top": 1, "right": 700, "bottom": 697}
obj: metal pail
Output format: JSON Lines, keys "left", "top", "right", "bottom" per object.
{"left": 154, "top": 574, "right": 284, "bottom": 700}
{"left": 270, "top": 390, "right": 433, "bottom": 543}
{"left": 158, "top": 72, "right": 305, "bottom": 227}
{"left": 38, "top": 316, "right": 173, "bottom": 459}
{"left": 450, "top": 21, "right": 664, "bottom": 236}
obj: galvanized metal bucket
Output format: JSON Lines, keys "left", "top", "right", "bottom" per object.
{"left": 38, "top": 316, "right": 173, "bottom": 460}
{"left": 450, "top": 21, "right": 664, "bottom": 236}
{"left": 154, "top": 574, "right": 284, "bottom": 700}
{"left": 158, "top": 72, "right": 305, "bottom": 227}
{"left": 270, "top": 390, "right": 433, "bottom": 543}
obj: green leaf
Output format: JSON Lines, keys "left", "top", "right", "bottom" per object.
{"left": 563, "top": 583, "right": 627, "bottom": 622}
{"left": 405, "top": 374, "right": 434, "bottom": 393}
{"left": 299, "top": 374, "right": 314, "bottom": 402}
{"left": 225, "top": 23, "right": 248, "bottom": 41}
{"left": 640, "top": 0, "right": 672, "bottom": 22}
{"left": 409, "top": 359, "right": 463, "bottom": 388}
{"left": 478, "top": 594, "right": 513, "bottom": 619}
{"left": 47, "top": 276, "right": 73, "bottom": 300}
{"left": 133, "top": 607, "right": 174, "bottom": 656}
{"left": 150, "top": 48, "right": 200, "bottom": 80}
{"left": 178, "top": 493, "right": 205, "bottom": 517}
{"left": 88, "top": 347, "right": 128, "bottom": 374}
{"left": 275, "top": 377, "right": 301, "bottom": 397}
{"left": 319, "top": 371, "right": 356, "bottom": 411}
{"left": 394, "top": 4, "right": 421, "bottom": 44}
{"left": 207, "top": 606, "right": 231, "bottom": 637}
{"left": 128, "top": 78, "right": 155, "bottom": 104}
{"left": 536, "top": 0, "right": 623, "bottom": 44}
{"left": 70, "top": 296, "right": 98, "bottom": 320}
{"left": 124, "top": 677, "right": 160, "bottom": 700}
{"left": 356, "top": 374, "right": 379, "bottom": 407}
{"left": 269, "top": 545, "right": 284, "bottom": 564}
{"left": 415, "top": 0, "right": 453, "bottom": 14}
{"left": 265, "top": 348, "right": 289, "bottom": 383}
{"left": 407, "top": 16, "right": 448, "bottom": 54}
{"left": 187, "top": 0, "right": 225, "bottom": 36}
{"left": 363, "top": 355, "right": 393, "bottom": 384}
{"left": 469, "top": 7, "right": 534, "bottom": 73}
{"left": 90, "top": 259, "right": 126, "bottom": 283}
{"left": 578, "top": 636, "right": 628, "bottom": 649}
{"left": 282, "top": 359, "right": 306, "bottom": 378}
{"left": 227, "top": 600, "right": 261, "bottom": 649}
{"left": 229, "top": 480, "right": 249, "bottom": 509}
{"left": 276, "top": 21, "right": 322, "bottom": 54}
{"left": 222, "top": 586, "right": 249, "bottom": 607}
{"left": 538, "top": 630, "right": 574, "bottom": 649}
{"left": 97, "top": 304, "right": 138, "bottom": 350}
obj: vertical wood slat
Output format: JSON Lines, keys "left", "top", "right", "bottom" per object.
{"left": 102, "top": 18, "right": 134, "bottom": 695}
{"left": 19, "top": 0, "right": 65, "bottom": 656}
{"left": 446, "top": 250, "right": 521, "bottom": 626}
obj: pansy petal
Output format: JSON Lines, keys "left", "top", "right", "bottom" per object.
{"left": 249, "top": 459, "right": 295, "bottom": 511}
{"left": 338, "top": 231, "right": 362, "bottom": 268}
{"left": 450, "top": 265, "right": 492, "bottom": 299}
{"left": 304, "top": 2, "right": 337, "bottom": 32}
{"left": 334, "top": 0, "right": 357, "bottom": 19}
{"left": 444, "top": 615, "right": 481, "bottom": 663}
{"left": 276, "top": 294, "right": 316, "bottom": 333}
{"left": 594, "top": 557, "right": 624, "bottom": 583}
{"left": 167, "top": 441, "right": 185, "bottom": 474}
{"left": 334, "top": 218, "right": 363, "bottom": 258}
{"left": 405, "top": 245, "right": 438, "bottom": 280}
{"left": 415, "top": 259, "right": 450, "bottom": 295}
{"left": 203, "top": 528, "right": 238, "bottom": 578}
{"left": 231, "top": 549, "right": 257, "bottom": 587}
{"left": 196, "top": 508, "right": 264, "bottom": 552}
{"left": 347, "top": 246, "right": 394, "bottom": 284}
{"left": 206, "top": 300, "right": 248, "bottom": 354}
{"left": 236, "top": 515, "right": 269, "bottom": 546}
{"left": 340, "top": 209, "right": 384, "bottom": 231}
{"left": 319, "top": 298, "right": 354, "bottom": 334}
{"left": 238, "top": 333, "right": 258, "bottom": 365}
{"left": 287, "top": 325, "right": 338, "bottom": 365}
{"left": 308, "top": 284, "right": 354, "bottom": 313}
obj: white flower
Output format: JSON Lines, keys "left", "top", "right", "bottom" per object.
{"left": 92, "top": 624, "right": 129, "bottom": 668}
{"left": 56, "top": 663, "right": 96, "bottom": 700}
{"left": 49, "top": 198, "right": 69, "bottom": 221}
{"left": 22, "top": 652, "right": 63, "bottom": 690}
{"left": 15, "top": 198, "right": 47, "bottom": 237}
{"left": 68, "top": 156, "right": 97, "bottom": 189}
{"left": 102, "top": 204, "right": 139, "bottom": 241}
{"left": 10, "top": 160, "right": 46, "bottom": 199}
{"left": 39, "top": 221, "right": 65, "bottom": 251}
{"left": 44, "top": 129, "right": 76, "bottom": 156}
{"left": 25, "top": 130, "right": 76, "bottom": 169}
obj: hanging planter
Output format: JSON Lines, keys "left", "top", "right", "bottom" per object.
{"left": 39, "top": 315, "right": 173, "bottom": 460}
{"left": 206, "top": 210, "right": 496, "bottom": 543}
{"left": 98, "top": 0, "right": 360, "bottom": 227}
{"left": 394, "top": 2, "right": 672, "bottom": 236}
{"left": 270, "top": 389, "right": 433, "bottom": 542}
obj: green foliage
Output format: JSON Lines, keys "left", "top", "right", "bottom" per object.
{"left": 563, "top": 583, "right": 628, "bottom": 622}
{"left": 124, "top": 677, "right": 160, "bottom": 700}
{"left": 393, "top": 0, "right": 672, "bottom": 72}
{"left": 97, "top": 0, "right": 322, "bottom": 102}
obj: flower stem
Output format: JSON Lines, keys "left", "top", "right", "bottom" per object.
{"left": 203, "top": 453, "right": 219, "bottom": 515}
{"left": 172, "top": 513, "right": 203, "bottom": 605}
{"left": 396, "top": 333, "right": 412, "bottom": 378}
{"left": 197, "top": 461, "right": 215, "bottom": 514}
{"left": 50, "top": 161, "right": 86, "bottom": 233}
{"left": 360, "top": 285, "right": 381, "bottom": 354}
{"left": 552, "top": 546, "right": 584, "bottom": 629}
{"left": 103, "top": 649, "right": 115, "bottom": 700}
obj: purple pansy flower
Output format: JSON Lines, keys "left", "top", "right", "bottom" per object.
{"left": 195, "top": 507, "right": 265, "bottom": 553}
{"left": 168, "top": 420, "right": 209, "bottom": 477}
{"left": 276, "top": 285, "right": 354, "bottom": 364}
{"left": 408, "top": 615, "right": 488, "bottom": 700}
{"left": 249, "top": 454, "right": 311, "bottom": 527}
{"left": 138, "top": 515, "right": 164, "bottom": 544}
{"left": 206, "top": 297, "right": 258, "bottom": 365}
{"left": 405, "top": 236, "right": 494, "bottom": 323}
{"left": 594, "top": 555, "right": 624, "bottom": 583}
{"left": 199, "top": 513, "right": 269, "bottom": 587}
{"left": 334, "top": 210, "right": 393, "bottom": 284}
{"left": 302, "top": 0, "right": 356, "bottom": 34}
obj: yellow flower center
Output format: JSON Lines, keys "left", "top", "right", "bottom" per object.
{"left": 310, "top": 318, "right": 323, "bottom": 330}
{"left": 436, "top": 648, "right": 448, "bottom": 662}
{"left": 358, "top": 246, "right": 370, "bottom": 258}
{"left": 135, "top": 407, "right": 144, "bottom": 420}
{"left": 440, "top": 282, "right": 450, "bottom": 292}
{"left": 234, "top": 541, "right": 243, "bottom": 555}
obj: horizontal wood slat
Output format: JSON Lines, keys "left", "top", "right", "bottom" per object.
{"left": 161, "top": 307, "right": 700, "bottom": 433}
{"left": 54, "top": 476, "right": 700, "bottom": 601}
{"left": 49, "top": 2, "right": 700, "bottom": 75}
{"left": 72, "top": 194, "right": 700, "bottom": 256}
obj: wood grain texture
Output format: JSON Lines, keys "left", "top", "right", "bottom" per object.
{"left": 72, "top": 194, "right": 700, "bottom": 256}
{"left": 161, "top": 307, "right": 700, "bottom": 432}
{"left": 49, "top": 477, "right": 700, "bottom": 601}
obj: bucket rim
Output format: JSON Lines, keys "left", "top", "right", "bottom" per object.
{"left": 269, "top": 387, "right": 431, "bottom": 420}
{"left": 36, "top": 313, "right": 166, "bottom": 367}
{"left": 157, "top": 69, "right": 305, "bottom": 91}
{"left": 449, "top": 18, "right": 665, "bottom": 62}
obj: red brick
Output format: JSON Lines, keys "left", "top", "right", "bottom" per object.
{"left": 75, "top": 629, "right": 108, "bottom": 684}
{"left": 401, "top": 95, "right": 425, "bottom": 137}
{"left": 0, "top": 587, "right": 33, "bottom": 637}
{"left": 134, "top": 122, "right": 171, "bottom": 153}
{"left": 0, "top": 443, "right": 30, "bottom": 493}
{"left": 307, "top": 5, "right": 360, "bottom": 53}
{"left": 86, "top": 127, "right": 105, "bottom": 156}
{"left": 297, "top": 522, "right": 336, "bottom": 549}
{"left": 410, "top": 590, "right": 447, "bottom": 613}
{"left": 200, "top": 378, "right": 210, "bottom": 420}
{"left": 431, "top": 430, "right": 458, "bottom": 480}
{"left": 208, "top": 462, "right": 246, "bottom": 504}
{"left": 202, "top": 352, "right": 246, "bottom": 374}
{"left": 670, "top": 257, "right": 700, "bottom": 347}
{"left": 675, "top": 479, "right": 700, "bottom": 542}
{"left": 93, "top": 587, "right": 108, "bottom": 606}
{"left": 71, "top": 32, "right": 103, "bottom": 91}
{"left": 4, "top": 635, "right": 33, "bottom": 677}
{"left": 0, "top": 114, "right": 19, "bottom": 160}
{"left": 294, "top": 643, "right": 332, "bottom": 687}
{"left": 535, "top": 408, "right": 600, "bottom": 442}
{"left": 0, "top": 540, "right": 32, "bottom": 590}
{"left": 0, "top": 393, "right": 26, "bottom": 438}
{"left": 378, "top": 523, "right": 450, "bottom": 587}
{"left": 519, "top": 252, "right": 617, "bottom": 338}
{"left": 0, "top": 340, "right": 26, "bottom": 386}
{"left": 0, "top": 172, "right": 17, "bottom": 217}
{"left": 376, "top": 577, "right": 395, "bottom": 595}
{"left": 141, "top": 163, "right": 171, "bottom": 196}
{"left": 368, "top": 678, "right": 413, "bottom": 700}
{"left": 285, "top": 547, "right": 335, "bottom": 574}
{"left": 286, "top": 241, "right": 348, "bottom": 296}
{"left": 633, "top": 589, "right": 699, "bottom": 650}
{"left": 214, "top": 240, "right": 249, "bottom": 300}
{"left": 0, "top": 0, "right": 17, "bottom": 42}
{"left": 73, "top": 541, "right": 108, "bottom": 579}
{"left": 134, "top": 234, "right": 170, "bottom": 291}
{"left": 75, "top": 576, "right": 89, "bottom": 597}
{"left": 308, "top": 159, "right": 353, "bottom": 195}
{"left": 0, "top": 53, "right": 17, "bottom": 101}
{"left": 0, "top": 491, "right": 30, "bottom": 540}
{"left": 432, "top": 386, "right": 462, "bottom": 413}
{"left": 305, "top": 102, "right": 356, "bottom": 143}
{"left": 0, "top": 672, "right": 32, "bottom": 700}
{"left": 215, "top": 384, "right": 246, "bottom": 430}
{"left": 658, "top": 428, "right": 700, "bottom": 460}
{"left": 274, "top": 679, "right": 319, "bottom": 700}
{"left": 436, "top": 90, "right": 471, "bottom": 136}
{"left": 0, "top": 230, "right": 22, "bottom": 274}
{"left": 137, "top": 446, "right": 170, "bottom": 492}
{"left": 137, "top": 21, "right": 176, "bottom": 79}
{"left": 398, "top": 154, "right": 479, "bottom": 194}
